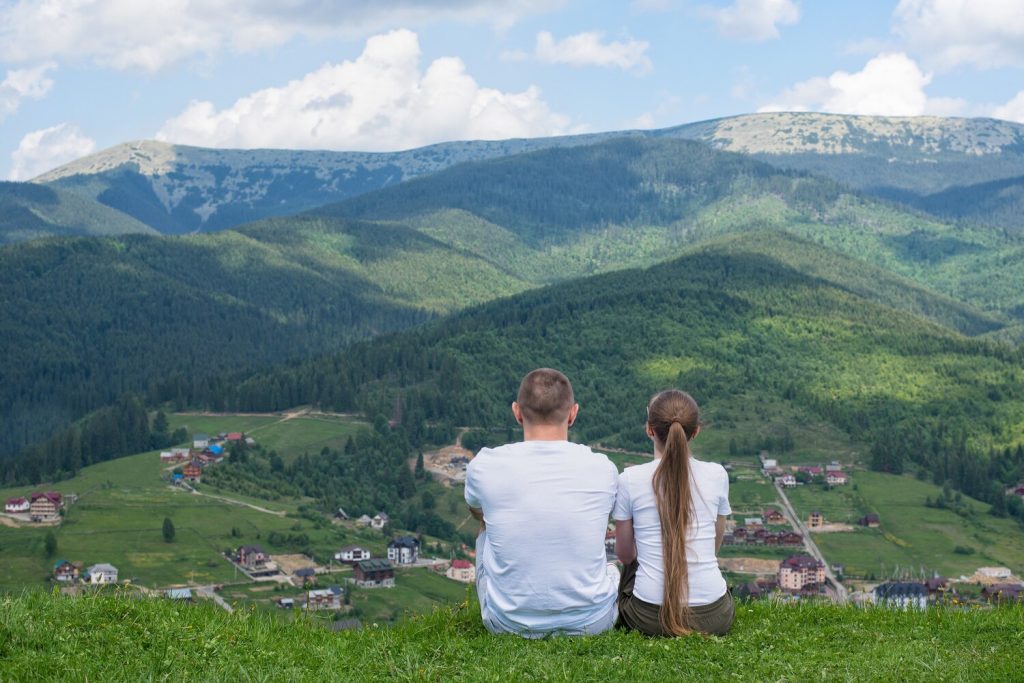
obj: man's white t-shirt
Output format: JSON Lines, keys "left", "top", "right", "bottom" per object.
{"left": 464, "top": 440, "right": 619, "bottom": 633}
{"left": 612, "top": 457, "right": 731, "bottom": 606}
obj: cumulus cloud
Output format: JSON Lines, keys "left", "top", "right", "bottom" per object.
{"left": 700, "top": 0, "right": 800, "bottom": 41}
{"left": 758, "top": 53, "right": 966, "bottom": 117}
{"left": 523, "top": 31, "right": 652, "bottom": 74}
{"left": 0, "top": 0, "right": 557, "bottom": 72}
{"left": 9, "top": 123, "right": 95, "bottom": 180}
{"left": 0, "top": 62, "right": 56, "bottom": 120}
{"left": 993, "top": 91, "right": 1024, "bottom": 124}
{"left": 156, "top": 29, "right": 571, "bottom": 152}
{"left": 893, "top": 0, "right": 1024, "bottom": 70}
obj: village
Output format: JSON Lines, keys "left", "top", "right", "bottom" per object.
{"left": 4, "top": 422, "right": 1023, "bottom": 622}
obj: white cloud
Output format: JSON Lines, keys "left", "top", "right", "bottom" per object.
{"left": 758, "top": 53, "right": 966, "bottom": 117}
{"left": 0, "top": 62, "right": 56, "bottom": 121}
{"left": 700, "top": 0, "right": 800, "bottom": 42}
{"left": 156, "top": 29, "right": 571, "bottom": 152}
{"left": 0, "top": 0, "right": 558, "bottom": 72}
{"left": 993, "top": 91, "right": 1024, "bottom": 124}
{"left": 9, "top": 123, "right": 95, "bottom": 180}
{"left": 529, "top": 31, "right": 653, "bottom": 74}
{"left": 893, "top": 0, "right": 1024, "bottom": 70}
{"left": 622, "top": 95, "right": 682, "bottom": 129}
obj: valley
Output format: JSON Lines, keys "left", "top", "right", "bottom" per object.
{"left": 2, "top": 112, "right": 1024, "bottom": 625}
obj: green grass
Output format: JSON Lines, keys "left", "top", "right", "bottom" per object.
{"left": 785, "top": 472, "right": 1024, "bottom": 578}
{"left": 2, "top": 591, "right": 1022, "bottom": 681}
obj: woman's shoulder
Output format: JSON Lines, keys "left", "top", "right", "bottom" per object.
{"left": 690, "top": 457, "right": 729, "bottom": 479}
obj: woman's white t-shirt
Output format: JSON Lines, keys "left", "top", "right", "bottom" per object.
{"left": 612, "top": 457, "right": 731, "bottom": 606}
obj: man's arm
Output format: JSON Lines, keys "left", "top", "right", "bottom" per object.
{"left": 615, "top": 519, "right": 636, "bottom": 565}
{"left": 468, "top": 505, "right": 485, "bottom": 532}
{"left": 715, "top": 515, "right": 727, "bottom": 553}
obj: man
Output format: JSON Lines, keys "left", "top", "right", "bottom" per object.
{"left": 464, "top": 368, "right": 619, "bottom": 637}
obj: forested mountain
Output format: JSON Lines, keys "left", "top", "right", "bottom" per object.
{"left": 216, "top": 232, "right": 1024, "bottom": 502}
{"left": 322, "top": 137, "right": 1024, "bottom": 323}
{"left": 0, "top": 182, "right": 154, "bottom": 244}
{"left": 33, "top": 113, "right": 1024, "bottom": 239}
{"left": 7, "top": 133, "right": 1024, "bottom": 460}
{"left": 914, "top": 175, "right": 1024, "bottom": 234}
{"left": 0, "top": 220, "right": 532, "bottom": 457}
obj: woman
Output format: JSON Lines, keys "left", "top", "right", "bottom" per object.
{"left": 613, "top": 389, "right": 734, "bottom": 636}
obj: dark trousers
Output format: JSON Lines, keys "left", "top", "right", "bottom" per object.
{"left": 616, "top": 560, "right": 735, "bottom": 637}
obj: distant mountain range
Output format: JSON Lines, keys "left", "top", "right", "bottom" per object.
{"left": 28, "top": 113, "right": 1024, "bottom": 240}
{"left": 4, "top": 134, "right": 1023, "bottom": 460}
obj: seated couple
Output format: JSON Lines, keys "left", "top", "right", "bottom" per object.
{"left": 465, "top": 368, "right": 734, "bottom": 638}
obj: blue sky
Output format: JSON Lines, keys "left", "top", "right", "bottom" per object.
{"left": 1, "top": 0, "right": 1023, "bottom": 179}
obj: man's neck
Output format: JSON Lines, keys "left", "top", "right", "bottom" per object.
{"left": 521, "top": 424, "right": 570, "bottom": 441}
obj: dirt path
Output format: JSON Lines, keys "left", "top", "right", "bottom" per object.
{"left": 719, "top": 557, "right": 781, "bottom": 575}
{"left": 172, "top": 485, "right": 287, "bottom": 517}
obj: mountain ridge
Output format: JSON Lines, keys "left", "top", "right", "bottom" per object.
{"left": 32, "top": 113, "right": 1024, "bottom": 238}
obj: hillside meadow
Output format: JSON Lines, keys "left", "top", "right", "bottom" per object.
{"left": 0, "top": 414, "right": 387, "bottom": 589}
{"left": 2, "top": 591, "right": 1022, "bottom": 681}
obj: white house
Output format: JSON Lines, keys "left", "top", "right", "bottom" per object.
{"left": 334, "top": 545, "right": 371, "bottom": 563}
{"left": 387, "top": 535, "right": 420, "bottom": 565}
{"left": 371, "top": 512, "right": 389, "bottom": 530}
{"left": 5, "top": 497, "right": 29, "bottom": 513}
{"left": 355, "top": 514, "right": 373, "bottom": 527}
{"left": 777, "top": 474, "right": 797, "bottom": 488}
{"left": 87, "top": 563, "right": 119, "bottom": 584}
{"left": 446, "top": 559, "right": 476, "bottom": 583}
{"left": 874, "top": 582, "right": 927, "bottom": 610}
{"left": 826, "top": 471, "right": 848, "bottom": 486}
{"left": 192, "top": 433, "right": 209, "bottom": 449}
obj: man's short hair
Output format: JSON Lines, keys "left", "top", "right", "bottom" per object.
{"left": 516, "top": 368, "right": 575, "bottom": 425}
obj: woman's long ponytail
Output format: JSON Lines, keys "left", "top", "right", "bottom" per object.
{"left": 648, "top": 390, "right": 700, "bottom": 636}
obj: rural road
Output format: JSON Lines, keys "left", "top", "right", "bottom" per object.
{"left": 774, "top": 481, "right": 849, "bottom": 604}
{"left": 195, "top": 585, "right": 234, "bottom": 613}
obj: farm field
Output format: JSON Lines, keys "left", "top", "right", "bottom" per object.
{"left": 168, "top": 411, "right": 367, "bottom": 462}
{"left": 351, "top": 568, "right": 473, "bottom": 624}
{"left": 786, "top": 471, "right": 1024, "bottom": 579}
{"left": 729, "top": 477, "right": 781, "bottom": 515}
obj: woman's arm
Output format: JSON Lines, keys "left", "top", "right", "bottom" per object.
{"left": 615, "top": 519, "right": 637, "bottom": 565}
{"left": 715, "top": 515, "right": 727, "bottom": 553}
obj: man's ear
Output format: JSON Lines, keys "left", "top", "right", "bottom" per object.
{"left": 567, "top": 403, "right": 580, "bottom": 427}
{"left": 511, "top": 402, "right": 524, "bottom": 425}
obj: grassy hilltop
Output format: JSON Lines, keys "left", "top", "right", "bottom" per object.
{"left": 2, "top": 591, "right": 1022, "bottom": 681}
